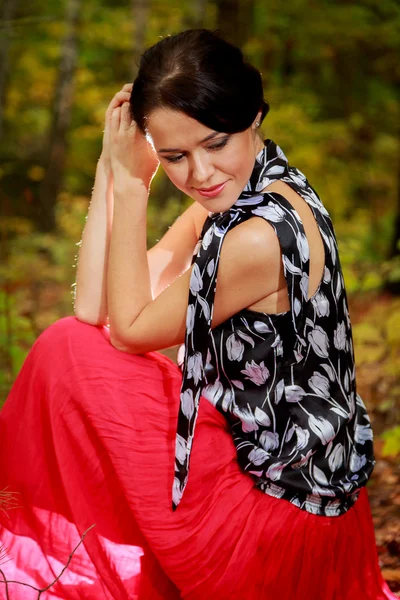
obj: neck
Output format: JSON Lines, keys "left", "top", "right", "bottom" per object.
{"left": 254, "top": 134, "right": 265, "bottom": 156}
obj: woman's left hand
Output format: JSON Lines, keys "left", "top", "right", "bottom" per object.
{"left": 108, "top": 101, "right": 159, "bottom": 192}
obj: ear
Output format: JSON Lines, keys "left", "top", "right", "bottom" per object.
{"left": 252, "top": 110, "right": 263, "bottom": 130}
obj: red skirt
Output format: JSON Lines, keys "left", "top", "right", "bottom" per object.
{"left": 0, "top": 317, "right": 396, "bottom": 600}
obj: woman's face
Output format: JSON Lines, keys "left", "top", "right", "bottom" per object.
{"left": 146, "top": 108, "right": 264, "bottom": 213}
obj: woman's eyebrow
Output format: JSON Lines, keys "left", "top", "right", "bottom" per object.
{"left": 157, "top": 131, "right": 221, "bottom": 153}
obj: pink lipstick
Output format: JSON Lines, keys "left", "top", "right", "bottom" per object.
{"left": 195, "top": 181, "right": 228, "bottom": 198}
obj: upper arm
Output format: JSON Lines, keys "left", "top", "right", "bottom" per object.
{"left": 113, "top": 217, "right": 282, "bottom": 353}
{"left": 147, "top": 201, "right": 209, "bottom": 298}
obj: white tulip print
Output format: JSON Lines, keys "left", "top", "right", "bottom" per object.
{"left": 187, "top": 352, "right": 203, "bottom": 385}
{"left": 283, "top": 255, "right": 302, "bottom": 276}
{"left": 175, "top": 434, "right": 187, "bottom": 465}
{"left": 236, "top": 194, "right": 264, "bottom": 206}
{"left": 172, "top": 477, "right": 183, "bottom": 506}
{"left": 294, "top": 426, "right": 310, "bottom": 451}
{"left": 308, "top": 372, "right": 330, "bottom": 398}
{"left": 308, "top": 326, "right": 330, "bottom": 358}
{"left": 254, "top": 321, "right": 272, "bottom": 333}
{"left": 328, "top": 443, "right": 344, "bottom": 472}
{"left": 189, "top": 263, "right": 203, "bottom": 294}
{"left": 313, "top": 464, "right": 329, "bottom": 486}
{"left": 320, "top": 363, "right": 335, "bottom": 381}
{"left": 333, "top": 322, "right": 347, "bottom": 351}
{"left": 248, "top": 447, "right": 271, "bottom": 466}
{"left": 271, "top": 334, "right": 284, "bottom": 356}
{"left": 202, "top": 380, "right": 224, "bottom": 405}
{"left": 186, "top": 304, "right": 195, "bottom": 334}
{"left": 252, "top": 203, "right": 286, "bottom": 222}
{"left": 323, "top": 266, "right": 331, "bottom": 283}
{"left": 300, "top": 273, "right": 309, "bottom": 300}
{"left": 221, "top": 388, "right": 235, "bottom": 412}
{"left": 254, "top": 406, "right": 271, "bottom": 427}
{"left": 197, "top": 295, "right": 211, "bottom": 321}
{"left": 226, "top": 334, "right": 245, "bottom": 361}
{"left": 297, "top": 232, "right": 310, "bottom": 262}
{"left": 308, "top": 414, "right": 336, "bottom": 445}
{"left": 354, "top": 424, "right": 373, "bottom": 445}
{"left": 275, "top": 379, "right": 285, "bottom": 404}
{"left": 237, "top": 329, "right": 256, "bottom": 347}
{"left": 349, "top": 451, "right": 367, "bottom": 473}
{"left": 180, "top": 389, "right": 195, "bottom": 420}
{"left": 289, "top": 170, "right": 307, "bottom": 189}
{"left": 206, "top": 258, "right": 215, "bottom": 277}
{"left": 201, "top": 225, "right": 214, "bottom": 250}
{"left": 311, "top": 291, "right": 330, "bottom": 317}
{"left": 285, "top": 385, "right": 307, "bottom": 403}
{"left": 233, "top": 405, "right": 260, "bottom": 432}
{"left": 260, "top": 430, "right": 279, "bottom": 451}
{"left": 266, "top": 462, "right": 285, "bottom": 481}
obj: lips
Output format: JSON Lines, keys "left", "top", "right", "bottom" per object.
{"left": 195, "top": 181, "right": 228, "bottom": 198}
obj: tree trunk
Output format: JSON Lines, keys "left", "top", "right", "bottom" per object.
{"left": 131, "top": 0, "right": 150, "bottom": 80}
{"left": 185, "top": 0, "right": 208, "bottom": 28}
{"left": 215, "top": 0, "right": 254, "bottom": 48}
{"left": 37, "top": 0, "right": 81, "bottom": 232}
{"left": 0, "top": 0, "right": 17, "bottom": 142}
{"left": 386, "top": 153, "right": 400, "bottom": 295}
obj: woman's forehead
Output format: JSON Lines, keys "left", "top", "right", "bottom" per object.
{"left": 146, "top": 108, "right": 217, "bottom": 150}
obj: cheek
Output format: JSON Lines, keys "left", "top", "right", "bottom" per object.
{"left": 221, "top": 140, "right": 254, "bottom": 180}
{"left": 162, "top": 164, "right": 189, "bottom": 192}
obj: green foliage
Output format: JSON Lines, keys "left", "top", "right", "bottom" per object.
{"left": 381, "top": 426, "right": 400, "bottom": 458}
{"left": 351, "top": 298, "right": 400, "bottom": 439}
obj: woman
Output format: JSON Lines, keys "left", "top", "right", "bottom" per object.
{"left": 0, "top": 29, "right": 396, "bottom": 600}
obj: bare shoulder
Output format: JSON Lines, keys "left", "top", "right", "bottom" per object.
{"left": 209, "top": 216, "right": 284, "bottom": 326}
{"left": 220, "top": 216, "right": 282, "bottom": 274}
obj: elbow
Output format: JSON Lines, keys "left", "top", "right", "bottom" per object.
{"left": 109, "top": 327, "right": 141, "bottom": 354}
{"left": 74, "top": 305, "right": 108, "bottom": 328}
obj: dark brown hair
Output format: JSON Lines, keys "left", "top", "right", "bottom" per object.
{"left": 130, "top": 29, "right": 269, "bottom": 134}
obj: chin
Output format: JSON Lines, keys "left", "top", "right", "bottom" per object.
{"left": 193, "top": 187, "right": 242, "bottom": 214}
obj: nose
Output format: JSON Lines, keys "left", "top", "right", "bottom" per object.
{"left": 190, "top": 153, "right": 215, "bottom": 186}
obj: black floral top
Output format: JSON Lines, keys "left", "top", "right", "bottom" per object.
{"left": 173, "top": 139, "right": 375, "bottom": 516}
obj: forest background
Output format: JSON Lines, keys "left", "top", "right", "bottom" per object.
{"left": 0, "top": 0, "right": 399, "bottom": 592}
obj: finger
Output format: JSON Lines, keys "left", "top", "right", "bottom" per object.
{"left": 122, "top": 83, "right": 133, "bottom": 92}
{"left": 106, "top": 91, "right": 131, "bottom": 119}
{"left": 120, "top": 102, "right": 132, "bottom": 131}
{"left": 110, "top": 106, "right": 121, "bottom": 132}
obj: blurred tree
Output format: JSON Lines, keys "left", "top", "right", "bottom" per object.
{"left": 185, "top": 0, "right": 208, "bottom": 27}
{"left": 131, "top": 0, "right": 150, "bottom": 79}
{"left": 216, "top": 0, "right": 254, "bottom": 47}
{"left": 0, "top": 0, "right": 17, "bottom": 141}
{"left": 37, "top": 0, "right": 81, "bottom": 232}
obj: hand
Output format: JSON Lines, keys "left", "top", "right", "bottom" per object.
{"left": 100, "top": 83, "right": 133, "bottom": 173}
{"left": 108, "top": 96, "right": 159, "bottom": 192}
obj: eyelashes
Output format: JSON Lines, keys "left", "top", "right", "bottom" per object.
{"left": 164, "top": 137, "right": 230, "bottom": 164}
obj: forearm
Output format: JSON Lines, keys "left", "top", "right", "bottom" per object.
{"left": 74, "top": 157, "right": 113, "bottom": 325}
{"left": 107, "top": 177, "right": 152, "bottom": 348}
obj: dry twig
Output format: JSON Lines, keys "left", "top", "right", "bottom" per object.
{"left": 0, "top": 523, "right": 96, "bottom": 599}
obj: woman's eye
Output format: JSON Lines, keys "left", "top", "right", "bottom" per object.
{"left": 165, "top": 154, "right": 184, "bottom": 164}
{"left": 208, "top": 137, "right": 229, "bottom": 151}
